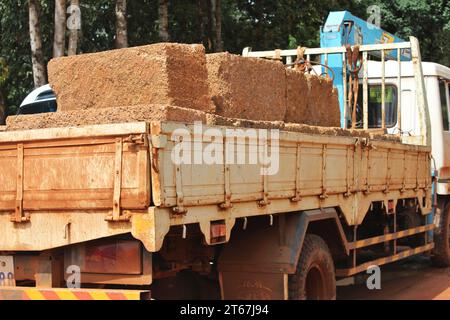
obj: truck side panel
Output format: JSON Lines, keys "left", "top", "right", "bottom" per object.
{"left": 0, "top": 121, "right": 431, "bottom": 252}
{"left": 0, "top": 138, "right": 150, "bottom": 211}
{"left": 150, "top": 122, "right": 431, "bottom": 227}
{"left": 0, "top": 123, "right": 151, "bottom": 251}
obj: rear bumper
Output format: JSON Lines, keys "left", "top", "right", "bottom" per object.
{"left": 0, "top": 287, "right": 150, "bottom": 300}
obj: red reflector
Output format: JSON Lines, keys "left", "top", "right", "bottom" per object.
{"left": 210, "top": 221, "right": 226, "bottom": 244}
{"left": 388, "top": 200, "right": 395, "bottom": 213}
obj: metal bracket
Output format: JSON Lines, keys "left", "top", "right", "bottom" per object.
{"left": 258, "top": 139, "right": 271, "bottom": 207}
{"left": 173, "top": 163, "right": 187, "bottom": 215}
{"left": 106, "top": 138, "right": 130, "bottom": 222}
{"left": 151, "top": 134, "right": 168, "bottom": 149}
{"left": 344, "top": 145, "right": 352, "bottom": 197}
{"left": 220, "top": 135, "right": 232, "bottom": 210}
{"left": 320, "top": 145, "right": 328, "bottom": 199}
{"left": 364, "top": 143, "right": 371, "bottom": 194}
{"left": 291, "top": 144, "right": 302, "bottom": 202}
{"left": 384, "top": 148, "right": 391, "bottom": 194}
{"left": 414, "top": 152, "right": 421, "bottom": 191}
{"left": 124, "top": 133, "right": 147, "bottom": 145}
{"left": 219, "top": 164, "right": 232, "bottom": 210}
{"left": 11, "top": 144, "right": 29, "bottom": 223}
{"left": 401, "top": 150, "right": 407, "bottom": 193}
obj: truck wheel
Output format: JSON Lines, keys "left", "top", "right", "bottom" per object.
{"left": 433, "top": 203, "right": 450, "bottom": 267}
{"left": 398, "top": 208, "right": 422, "bottom": 247}
{"left": 289, "top": 234, "right": 336, "bottom": 300}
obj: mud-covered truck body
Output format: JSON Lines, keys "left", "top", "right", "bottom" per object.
{"left": 0, "top": 120, "right": 433, "bottom": 299}
{"left": 0, "top": 38, "right": 444, "bottom": 300}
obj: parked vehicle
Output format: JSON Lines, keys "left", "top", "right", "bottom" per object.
{"left": 0, "top": 12, "right": 447, "bottom": 300}
{"left": 17, "top": 84, "right": 57, "bottom": 115}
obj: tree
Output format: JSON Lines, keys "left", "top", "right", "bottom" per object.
{"left": 115, "top": 0, "right": 128, "bottom": 48}
{"left": 0, "top": 58, "right": 8, "bottom": 124}
{"left": 198, "top": 0, "right": 213, "bottom": 51}
{"left": 0, "top": 90, "right": 5, "bottom": 124}
{"left": 53, "top": 0, "right": 67, "bottom": 58}
{"left": 363, "top": 0, "right": 450, "bottom": 66}
{"left": 1, "top": 0, "right": 450, "bottom": 115}
{"left": 213, "top": 0, "right": 223, "bottom": 52}
{"left": 67, "top": 0, "right": 81, "bottom": 55}
{"left": 28, "top": 0, "right": 47, "bottom": 87}
{"left": 158, "top": 0, "right": 169, "bottom": 41}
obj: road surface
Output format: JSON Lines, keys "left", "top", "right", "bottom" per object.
{"left": 337, "top": 256, "right": 450, "bottom": 300}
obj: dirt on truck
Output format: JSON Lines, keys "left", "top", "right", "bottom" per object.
{"left": 0, "top": 39, "right": 441, "bottom": 300}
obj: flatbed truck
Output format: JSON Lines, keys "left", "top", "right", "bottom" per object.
{"left": 0, "top": 35, "right": 448, "bottom": 300}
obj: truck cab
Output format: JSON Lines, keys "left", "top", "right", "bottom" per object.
{"left": 358, "top": 61, "right": 450, "bottom": 195}
{"left": 317, "top": 10, "right": 450, "bottom": 267}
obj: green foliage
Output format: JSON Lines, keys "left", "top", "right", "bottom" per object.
{"left": 0, "top": 0, "right": 449, "bottom": 114}
{"left": 0, "top": 58, "right": 9, "bottom": 86}
{"left": 0, "top": 0, "right": 33, "bottom": 114}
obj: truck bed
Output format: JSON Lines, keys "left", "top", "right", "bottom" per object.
{"left": 0, "top": 121, "right": 431, "bottom": 252}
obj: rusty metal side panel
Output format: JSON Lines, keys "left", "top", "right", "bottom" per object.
{"left": 0, "top": 123, "right": 151, "bottom": 251}
{"left": 0, "top": 133, "right": 150, "bottom": 212}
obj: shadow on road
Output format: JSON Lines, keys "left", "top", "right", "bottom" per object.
{"left": 337, "top": 257, "right": 450, "bottom": 300}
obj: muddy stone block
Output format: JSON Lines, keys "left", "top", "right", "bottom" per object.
{"left": 48, "top": 43, "right": 213, "bottom": 112}
{"left": 285, "top": 68, "right": 310, "bottom": 124}
{"left": 206, "top": 52, "right": 286, "bottom": 121}
{"left": 305, "top": 75, "right": 341, "bottom": 127}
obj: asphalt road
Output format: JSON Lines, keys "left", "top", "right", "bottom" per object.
{"left": 337, "top": 256, "right": 450, "bottom": 300}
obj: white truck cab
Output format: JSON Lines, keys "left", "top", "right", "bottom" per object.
{"left": 362, "top": 61, "right": 450, "bottom": 195}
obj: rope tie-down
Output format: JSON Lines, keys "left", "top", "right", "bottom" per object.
{"left": 345, "top": 45, "right": 362, "bottom": 129}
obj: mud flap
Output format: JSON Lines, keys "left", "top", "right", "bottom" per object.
{"left": 219, "top": 271, "right": 287, "bottom": 300}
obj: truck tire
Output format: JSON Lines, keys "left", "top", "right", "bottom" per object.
{"left": 398, "top": 208, "right": 422, "bottom": 247}
{"left": 432, "top": 203, "right": 450, "bottom": 267}
{"left": 289, "top": 234, "right": 336, "bottom": 300}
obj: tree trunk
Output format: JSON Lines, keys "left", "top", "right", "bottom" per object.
{"left": 115, "top": 0, "right": 128, "bottom": 48}
{"left": 158, "top": 0, "right": 169, "bottom": 41}
{"left": 67, "top": 0, "right": 81, "bottom": 56}
{"left": 213, "top": 0, "right": 223, "bottom": 52}
{"left": 53, "top": 0, "right": 67, "bottom": 58}
{"left": 28, "top": 0, "right": 47, "bottom": 88}
{"left": 199, "top": 0, "right": 213, "bottom": 51}
{"left": 0, "top": 89, "right": 5, "bottom": 125}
